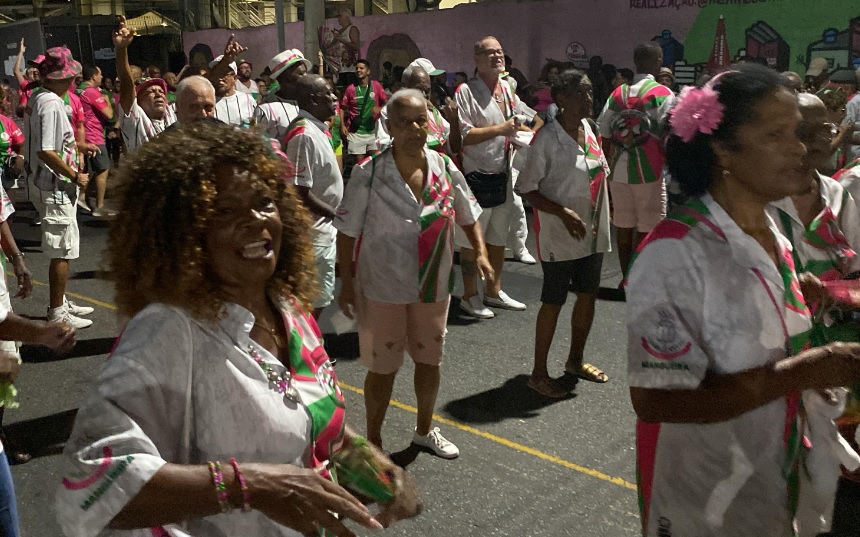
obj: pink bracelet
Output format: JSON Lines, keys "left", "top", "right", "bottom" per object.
{"left": 207, "top": 461, "right": 231, "bottom": 512}
{"left": 229, "top": 457, "right": 251, "bottom": 512}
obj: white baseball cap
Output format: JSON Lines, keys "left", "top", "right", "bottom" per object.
{"left": 402, "top": 57, "right": 445, "bottom": 83}
{"left": 209, "top": 55, "right": 237, "bottom": 74}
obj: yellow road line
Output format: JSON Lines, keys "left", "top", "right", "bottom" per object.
{"left": 23, "top": 276, "right": 118, "bottom": 311}
{"left": 21, "top": 274, "right": 636, "bottom": 492}
{"left": 338, "top": 382, "right": 637, "bottom": 491}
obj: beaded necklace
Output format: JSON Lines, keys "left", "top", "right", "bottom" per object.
{"left": 219, "top": 322, "right": 300, "bottom": 403}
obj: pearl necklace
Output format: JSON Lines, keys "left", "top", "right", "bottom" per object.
{"left": 248, "top": 344, "right": 300, "bottom": 403}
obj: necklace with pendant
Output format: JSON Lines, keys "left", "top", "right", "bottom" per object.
{"left": 254, "top": 321, "right": 286, "bottom": 348}
{"left": 248, "top": 344, "right": 300, "bottom": 403}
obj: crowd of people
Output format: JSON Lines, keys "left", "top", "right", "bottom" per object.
{"left": 0, "top": 7, "right": 855, "bottom": 537}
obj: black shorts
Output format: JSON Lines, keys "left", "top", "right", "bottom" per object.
{"left": 540, "top": 253, "right": 604, "bottom": 305}
{"left": 88, "top": 145, "right": 111, "bottom": 174}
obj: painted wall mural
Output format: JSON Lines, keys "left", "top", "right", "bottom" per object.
{"left": 184, "top": 0, "right": 859, "bottom": 86}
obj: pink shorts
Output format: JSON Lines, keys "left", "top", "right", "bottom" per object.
{"left": 610, "top": 180, "right": 667, "bottom": 233}
{"left": 357, "top": 294, "right": 450, "bottom": 374}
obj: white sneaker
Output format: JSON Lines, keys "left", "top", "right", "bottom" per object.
{"left": 484, "top": 290, "right": 526, "bottom": 311}
{"left": 64, "top": 297, "right": 94, "bottom": 316}
{"left": 515, "top": 249, "right": 536, "bottom": 264}
{"left": 91, "top": 207, "right": 118, "bottom": 218}
{"left": 412, "top": 427, "right": 459, "bottom": 459}
{"left": 48, "top": 307, "right": 92, "bottom": 329}
{"left": 460, "top": 295, "right": 494, "bottom": 319}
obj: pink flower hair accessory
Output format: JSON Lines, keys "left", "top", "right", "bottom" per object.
{"left": 669, "top": 84, "right": 726, "bottom": 142}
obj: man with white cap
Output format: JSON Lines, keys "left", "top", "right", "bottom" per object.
{"left": 24, "top": 47, "right": 92, "bottom": 329}
{"left": 252, "top": 49, "right": 310, "bottom": 140}
{"left": 806, "top": 57, "right": 830, "bottom": 93}
{"left": 235, "top": 59, "right": 260, "bottom": 101}
{"left": 374, "top": 58, "right": 461, "bottom": 155}
{"left": 113, "top": 16, "right": 175, "bottom": 153}
{"left": 207, "top": 55, "right": 255, "bottom": 127}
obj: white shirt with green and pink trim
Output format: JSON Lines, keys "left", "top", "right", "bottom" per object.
{"left": 627, "top": 194, "right": 817, "bottom": 537}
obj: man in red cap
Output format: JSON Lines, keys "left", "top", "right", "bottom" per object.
{"left": 113, "top": 16, "right": 175, "bottom": 153}
{"left": 24, "top": 47, "right": 93, "bottom": 329}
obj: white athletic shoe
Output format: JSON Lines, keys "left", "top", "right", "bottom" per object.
{"left": 514, "top": 249, "right": 536, "bottom": 264}
{"left": 483, "top": 290, "right": 526, "bottom": 311}
{"left": 48, "top": 307, "right": 92, "bottom": 329}
{"left": 459, "top": 295, "right": 494, "bottom": 319}
{"left": 64, "top": 297, "right": 94, "bottom": 316}
{"left": 412, "top": 427, "right": 459, "bottom": 459}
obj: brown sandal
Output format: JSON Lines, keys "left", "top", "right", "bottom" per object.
{"left": 526, "top": 376, "right": 570, "bottom": 398}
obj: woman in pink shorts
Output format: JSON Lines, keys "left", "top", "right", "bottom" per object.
{"left": 335, "top": 89, "right": 492, "bottom": 459}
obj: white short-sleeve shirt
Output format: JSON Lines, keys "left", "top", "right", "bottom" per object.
{"left": 455, "top": 76, "right": 534, "bottom": 175}
{"left": 214, "top": 91, "right": 257, "bottom": 127}
{"left": 335, "top": 149, "right": 481, "bottom": 303}
{"left": 627, "top": 194, "right": 812, "bottom": 537}
{"left": 24, "top": 90, "right": 79, "bottom": 193}
{"left": 119, "top": 98, "right": 176, "bottom": 154}
{"left": 284, "top": 110, "right": 343, "bottom": 246}
{"left": 516, "top": 119, "right": 611, "bottom": 261}
{"left": 56, "top": 301, "right": 344, "bottom": 537}
{"left": 253, "top": 94, "right": 300, "bottom": 141}
{"left": 769, "top": 174, "right": 860, "bottom": 277}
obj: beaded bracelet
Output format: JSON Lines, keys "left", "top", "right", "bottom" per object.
{"left": 229, "top": 457, "right": 251, "bottom": 512}
{"left": 207, "top": 461, "right": 231, "bottom": 513}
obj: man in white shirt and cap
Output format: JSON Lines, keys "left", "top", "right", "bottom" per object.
{"left": 234, "top": 59, "right": 260, "bottom": 101}
{"left": 253, "top": 49, "right": 311, "bottom": 140}
{"left": 374, "top": 58, "right": 461, "bottom": 155}
{"left": 208, "top": 55, "right": 256, "bottom": 127}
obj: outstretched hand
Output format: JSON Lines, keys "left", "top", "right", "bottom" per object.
{"left": 223, "top": 34, "right": 248, "bottom": 61}
{"left": 18, "top": 38, "right": 25, "bottom": 55}
{"left": 113, "top": 16, "right": 134, "bottom": 49}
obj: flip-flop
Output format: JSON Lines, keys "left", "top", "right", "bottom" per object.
{"left": 526, "top": 376, "right": 570, "bottom": 398}
{"left": 566, "top": 362, "right": 609, "bottom": 383}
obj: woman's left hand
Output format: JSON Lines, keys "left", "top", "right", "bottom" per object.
{"left": 12, "top": 257, "right": 32, "bottom": 299}
{"left": 376, "top": 465, "right": 422, "bottom": 527}
{"left": 798, "top": 272, "right": 827, "bottom": 309}
{"left": 475, "top": 253, "right": 495, "bottom": 282}
{"left": 362, "top": 444, "right": 422, "bottom": 527}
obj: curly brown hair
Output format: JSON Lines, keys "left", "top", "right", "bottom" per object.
{"left": 106, "top": 121, "right": 318, "bottom": 320}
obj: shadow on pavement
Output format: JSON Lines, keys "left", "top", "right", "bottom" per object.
{"left": 323, "top": 332, "right": 359, "bottom": 361}
{"left": 443, "top": 374, "right": 576, "bottom": 425}
{"left": 21, "top": 336, "right": 116, "bottom": 363}
{"left": 69, "top": 270, "right": 111, "bottom": 280}
{"left": 446, "top": 297, "right": 485, "bottom": 327}
{"left": 5, "top": 408, "right": 78, "bottom": 461}
{"left": 389, "top": 444, "right": 422, "bottom": 469}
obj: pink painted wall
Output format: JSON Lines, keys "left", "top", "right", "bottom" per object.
{"left": 184, "top": 0, "right": 701, "bottom": 82}
{"left": 185, "top": 0, "right": 860, "bottom": 85}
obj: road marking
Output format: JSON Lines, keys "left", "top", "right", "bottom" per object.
{"left": 22, "top": 277, "right": 636, "bottom": 492}
{"left": 339, "top": 382, "right": 637, "bottom": 491}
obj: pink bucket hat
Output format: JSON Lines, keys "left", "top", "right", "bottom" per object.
{"left": 38, "top": 47, "right": 82, "bottom": 81}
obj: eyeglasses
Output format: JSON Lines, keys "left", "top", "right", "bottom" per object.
{"left": 477, "top": 48, "right": 504, "bottom": 57}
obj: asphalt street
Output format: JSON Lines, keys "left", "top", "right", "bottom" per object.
{"left": 4, "top": 191, "right": 640, "bottom": 537}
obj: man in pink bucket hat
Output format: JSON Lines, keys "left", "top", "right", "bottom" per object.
{"left": 24, "top": 46, "right": 93, "bottom": 329}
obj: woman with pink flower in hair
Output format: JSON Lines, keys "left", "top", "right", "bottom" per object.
{"left": 627, "top": 64, "right": 860, "bottom": 537}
